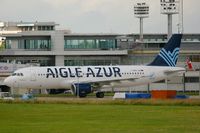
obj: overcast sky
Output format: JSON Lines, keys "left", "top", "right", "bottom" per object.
{"left": 0, "top": 0, "right": 199, "bottom": 34}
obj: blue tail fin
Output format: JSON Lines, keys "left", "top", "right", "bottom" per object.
{"left": 148, "top": 34, "right": 182, "bottom": 67}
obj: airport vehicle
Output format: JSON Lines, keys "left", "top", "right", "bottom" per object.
{"left": 0, "top": 92, "right": 14, "bottom": 100}
{"left": 4, "top": 34, "right": 185, "bottom": 98}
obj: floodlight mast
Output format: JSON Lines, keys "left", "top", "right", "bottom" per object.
{"left": 134, "top": 2, "right": 149, "bottom": 42}
{"left": 160, "top": 0, "right": 179, "bottom": 39}
{"left": 178, "top": 0, "right": 184, "bottom": 34}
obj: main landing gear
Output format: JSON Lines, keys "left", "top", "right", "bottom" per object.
{"left": 96, "top": 92, "right": 104, "bottom": 98}
{"left": 78, "top": 92, "right": 87, "bottom": 98}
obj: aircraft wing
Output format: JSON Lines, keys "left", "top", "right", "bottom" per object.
{"left": 73, "top": 78, "right": 140, "bottom": 88}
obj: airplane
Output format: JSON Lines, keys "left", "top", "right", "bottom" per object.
{"left": 3, "top": 34, "right": 185, "bottom": 98}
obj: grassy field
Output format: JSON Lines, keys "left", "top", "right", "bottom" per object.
{"left": 0, "top": 103, "right": 200, "bottom": 133}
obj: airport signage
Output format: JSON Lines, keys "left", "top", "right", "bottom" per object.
{"left": 0, "top": 65, "right": 13, "bottom": 73}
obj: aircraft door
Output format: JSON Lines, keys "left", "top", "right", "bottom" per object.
{"left": 13, "top": 80, "right": 19, "bottom": 88}
{"left": 30, "top": 68, "right": 36, "bottom": 81}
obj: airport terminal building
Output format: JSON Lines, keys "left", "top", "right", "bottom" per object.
{"left": 0, "top": 21, "right": 200, "bottom": 93}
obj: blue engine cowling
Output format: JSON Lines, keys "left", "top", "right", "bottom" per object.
{"left": 73, "top": 83, "right": 92, "bottom": 97}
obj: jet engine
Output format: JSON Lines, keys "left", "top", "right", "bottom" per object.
{"left": 72, "top": 83, "right": 92, "bottom": 97}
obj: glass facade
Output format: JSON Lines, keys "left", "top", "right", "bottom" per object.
{"left": 1, "top": 34, "right": 200, "bottom": 68}
{"left": 37, "top": 26, "right": 54, "bottom": 31}
{"left": 144, "top": 43, "right": 165, "bottom": 49}
{"left": 130, "top": 55, "right": 156, "bottom": 65}
{"left": 18, "top": 39, "right": 51, "bottom": 50}
{"left": 189, "top": 55, "right": 200, "bottom": 62}
{"left": 5, "top": 40, "right": 11, "bottom": 49}
{"left": 129, "top": 54, "right": 199, "bottom": 65}
{"left": 65, "top": 59, "right": 119, "bottom": 66}
{"left": 178, "top": 55, "right": 200, "bottom": 63}
{"left": 178, "top": 55, "right": 188, "bottom": 62}
{"left": 0, "top": 41, "right": 5, "bottom": 50}
{"left": 185, "top": 77, "right": 200, "bottom": 83}
{"left": 64, "top": 39, "right": 117, "bottom": 50}
{"left": 4, "top": 39, "right": 51, "bottom": 51}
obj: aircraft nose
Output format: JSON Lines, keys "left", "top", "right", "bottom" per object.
{"left": 3, "top": 77, "right": 13, "bottom": 87}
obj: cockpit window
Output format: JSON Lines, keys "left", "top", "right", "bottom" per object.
{"left": 12, "top": 73, "right": 16, "bottom": 76}
{"left": 12, "top": 73, "right": 24, "bottom": 76}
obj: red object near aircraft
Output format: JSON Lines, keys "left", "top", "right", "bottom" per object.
{"left": 186, "top": 57, "right": 193, "bottom": 70}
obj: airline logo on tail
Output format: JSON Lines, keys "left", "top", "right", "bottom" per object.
{"left": 148, "top": 34, "right": 182, "bottom": 67}
{"left": 158, "top": 47, "right": 180, "bottom": 67}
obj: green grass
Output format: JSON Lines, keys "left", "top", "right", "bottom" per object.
{"left": 0, "top": 103, "right": 200, "bottom": 133}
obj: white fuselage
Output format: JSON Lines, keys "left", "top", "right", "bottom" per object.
{"left": 4, "top": 65, "right": 185, "bottom": 90}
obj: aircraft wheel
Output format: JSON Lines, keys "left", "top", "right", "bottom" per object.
{"left": 96, "top": 92, "right": 104, "bottom": 98}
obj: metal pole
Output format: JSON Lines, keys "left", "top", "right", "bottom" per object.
{"left": 168, "top": 14, "right": 173, "bottom": 39}
{"left": 77, "top": 84, "right": 79, "bottom": 98}
{"left": 77, "top": 69, "right": 80, "bottom": 98}
{"left": 147, "top": 83, "right": 150, "bottom": 93}
{"left": 140, "top": 18, "right": 143, "bottom": 42}
{"left": 199, "top": 68, "right": 200, "bottom": 97}
{"left": 178, "top": 0, "right": 184, "bottom": 34}
{"left": 140, "top": 18, "right": 144, "bottom": 65}
{"left": 180, "top": 0, "right": 184, "bottom": 33}
{"left": 183, "top": 72, "right": 185, "bottom": 93}
{"left": 166, "top": 78, "right": 168, "bottom": 90}
{"left": 77, "top": 65, "right": 80, "bottom": 98}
